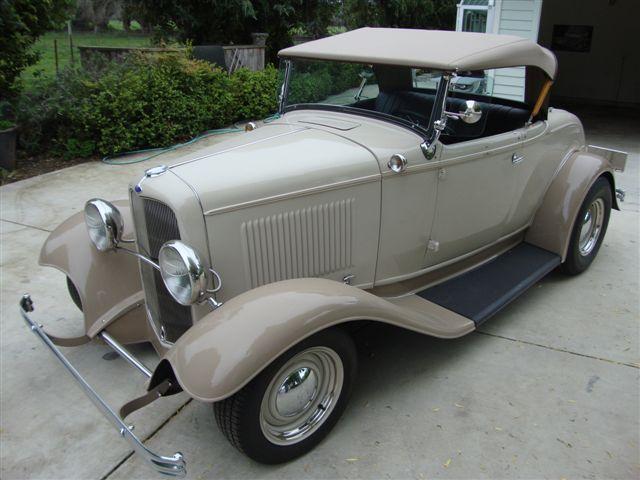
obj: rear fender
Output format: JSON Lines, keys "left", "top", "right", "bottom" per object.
{"left": 525, "top": 150, "right": 619, "bottom": 261}
{"left": 158, "top": 278, "right": 474, "bottom": 402}
{"left": 39, "top": 200, "right": 148, "bottom": 341}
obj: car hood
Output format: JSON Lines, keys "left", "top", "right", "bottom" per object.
{"left": 169, "top": 123, "right": 381, "bottom": 216}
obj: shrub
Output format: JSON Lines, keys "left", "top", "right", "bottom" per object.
{"left": 230, "top": 65, "right": 279, "bottom": 120}
{"left": 288, "top": 61, "right": 363, "bottom": 104}
{"left": 17, "top": 54, "right": 280, "bottom": 158}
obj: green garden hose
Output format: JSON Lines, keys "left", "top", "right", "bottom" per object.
{"left": 102, "top": 113, "right": 282, "bottom": 165}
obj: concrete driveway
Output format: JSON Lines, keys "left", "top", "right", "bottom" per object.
{"left": 1, "top": 109, "right": 638, "bottom": 480}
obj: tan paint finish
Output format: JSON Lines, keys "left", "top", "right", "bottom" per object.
{"left": 525, "top": 148, "right": 619, "bottom": 261}
{"left": 35, "top": 75, "right": 622, "bottom": 407}
{"left": 279, "top": 28, "right": 557, "bottom": 79}
{"left": 171, "top": 125, "right": 380, "bottom": 216}
{"left": 274, "top": 110, "right": 440, "bottom": 284}
{"left": 162, "top": 278, "right": 474, "bottom": 402}
{"left": 426, "top": 129, "right": 524, "bottom": 265}
{"left": 103, "top": 303, "right": 152, "bottom": 345}
{"left": 369, "top": 230, "right": 524, "bottom": 298}
{"left": 38, "top": 200, "right": 149, "bottom": 342}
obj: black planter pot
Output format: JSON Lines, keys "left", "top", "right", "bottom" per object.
{"left": 0, "top": 126, "right": 17, "bottom": 170}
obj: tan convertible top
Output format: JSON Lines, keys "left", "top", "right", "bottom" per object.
{"left": 279, "top": 28, "right": 557, "bottom": 79}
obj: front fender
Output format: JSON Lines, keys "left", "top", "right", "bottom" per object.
{"left": 39, "top": 200, "right": 148, "bottom": 342}
{"left": 525, "top": 149, "right": 619, "bottom": 261}
{"left": 160, "top": 278, "right": 474, "bottom": 402}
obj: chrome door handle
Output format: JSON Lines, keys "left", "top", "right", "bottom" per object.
{"left": 511, "top": 153, "right": 524, "bottom": 164}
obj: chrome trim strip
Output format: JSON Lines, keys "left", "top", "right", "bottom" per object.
{"left": 168, "top": 128, "right": 306, "bottom": 169}
{"left": 204, "top": 174, "right": 381, "bottom": 216}
{"left": 145, "top": 304, "right": 175, "bottom": 349}
{"left": 19, "top": 294, "right": 186, "bottom": 477}
{"left": 99, "top": 331, "right": 152, "bottom": 378}
{"left": 118, "top": 246, "right": 160, "bottom": 270}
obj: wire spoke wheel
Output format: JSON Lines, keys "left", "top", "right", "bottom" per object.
{"left": 259, "top": 346, "right": 344, "bottom": 446}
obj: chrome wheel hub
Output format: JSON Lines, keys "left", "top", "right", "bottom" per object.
{"left": 578, "top": 198, "right": 605, "bottom": 256}
{"left": 260, "top": 347, "right": 343, "bottom": 445}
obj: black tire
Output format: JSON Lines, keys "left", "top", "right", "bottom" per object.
{"left": 66, "top": 276, "right": 83, "bottom": 311}
{"left": 561, "top": 177, "right": 612, "bottom": 275}
{"left": 214, "top": 328, "right": 357, "bottom": 464}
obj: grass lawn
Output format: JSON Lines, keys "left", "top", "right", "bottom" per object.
{"left": 21, "top": 30, "right": 151, "bottom": 89}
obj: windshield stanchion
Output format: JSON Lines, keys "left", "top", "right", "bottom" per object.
{"left": 278, "top": 60, "right": 292, "bottom": 115}
{"left": 420, "top": 73, "right": 452, "bottom": 160}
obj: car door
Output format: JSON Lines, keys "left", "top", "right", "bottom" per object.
{"left": 424, "top": 128, "right": 524, "bottom": 267}
{"left": 374, "top": 143, "right": 439, "bottom": 285}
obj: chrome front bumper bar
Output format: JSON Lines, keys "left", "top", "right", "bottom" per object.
{"left": 19, "top": 294, "right": 186, "bottom": 477}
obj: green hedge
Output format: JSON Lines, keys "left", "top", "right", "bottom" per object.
{"left": 287, "top": 61, "right": 364, "bottom": 105}
{"left": 17, "top": 54, "right": 279, "bottom": 159}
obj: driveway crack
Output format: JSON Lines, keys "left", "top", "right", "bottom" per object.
{"left": 476, "top": 331, "right": 638, "bottom": 369}
{"left": 0, "top": 218, "right": 52, "bottom": 233}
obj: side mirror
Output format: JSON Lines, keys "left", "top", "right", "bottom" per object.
{"left": 445, "top": 100, "right": 483, "bottom": 124}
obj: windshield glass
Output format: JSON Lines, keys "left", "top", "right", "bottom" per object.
{"left": 281, "top": 59, "right": 445, "bottom": 132}
{"left": 283, "top": 59, "right": 380, "bottom": 107}
{"left": 280, "top": 59, "right": 530, "bottom": 143}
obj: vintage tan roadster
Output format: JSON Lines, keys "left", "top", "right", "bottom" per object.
{"left": 21, "top": 28, "right": 627, "bottom": 476}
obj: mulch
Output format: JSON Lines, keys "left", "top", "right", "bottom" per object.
{"left": 1, "top": 155, "right": 96, "bottom": 186}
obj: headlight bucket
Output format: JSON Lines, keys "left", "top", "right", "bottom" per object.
{"left": 84, "top": 199, "right": 124, "bottom": 252}
{"left": 158, "top": 240, "right": 208, "bottom": 306}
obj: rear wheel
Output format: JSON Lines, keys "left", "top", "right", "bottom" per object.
{"left": 561, "top": 177, "right": 612, "bottom": 275}
{"left": 214, "top": 328, "right": 357, "bottom": 464}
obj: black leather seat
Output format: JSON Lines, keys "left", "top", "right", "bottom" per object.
{"left": 374, "top": 90, "right": 530, "bottom": 141}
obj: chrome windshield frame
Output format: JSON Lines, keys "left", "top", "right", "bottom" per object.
{"left": 278, "top": 59, "right": 292, "bottom": 115}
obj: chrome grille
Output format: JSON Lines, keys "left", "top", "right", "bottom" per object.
{"left": 131, "top": 193, "right": 192, "bottom": 343}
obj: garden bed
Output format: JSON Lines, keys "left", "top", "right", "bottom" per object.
{"left": 1, "top": 155, "right": 94, "bottom": 186}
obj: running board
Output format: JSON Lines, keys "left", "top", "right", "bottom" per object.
{"left": 417, "top": 243, "right": 561, "bottom": 326}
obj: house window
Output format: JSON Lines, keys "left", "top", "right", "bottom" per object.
{"left": 463, "top": 9, "right": 488, "bottom": 32}
{"left": 458, "top": 0, "right": 490, "bottom": 33}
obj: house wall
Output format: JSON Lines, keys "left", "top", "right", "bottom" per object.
{"left": 490, "top": 0, "right": 542, "bottom": 102}
{"left": 538, "top": 0, "right": 639, "bottom": 106}
{"left": 455, "top": 0, "right": 543, "bottom": 102}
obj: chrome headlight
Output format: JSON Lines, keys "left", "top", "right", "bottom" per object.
{"left": 158, "top": 240, "right": 207, "bottom": 306}
{"left": 84, "top": 199, "right": 124, "bottom": 252}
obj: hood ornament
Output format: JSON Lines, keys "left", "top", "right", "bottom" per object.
{"left": 134, "top": 165, "right": 168, "bottom": 193}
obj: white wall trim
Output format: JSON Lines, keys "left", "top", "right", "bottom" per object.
{"left": 531, "top": 0, "right": 543, "bottom": 42}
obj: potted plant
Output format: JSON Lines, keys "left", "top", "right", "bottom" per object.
{"left": 251, "top": 32, "right": 269, "bottom": 46}
{"left": 0, "top": 118, "right": 17, "bottom": 171}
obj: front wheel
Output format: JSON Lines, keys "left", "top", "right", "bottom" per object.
{"left": 213, "top": 328, "right": 357, "bottom": 464}
{"left": 561, "top": 177, "right": 612, "bottom": 275}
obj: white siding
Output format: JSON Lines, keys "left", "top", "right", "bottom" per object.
{"left": 492, "top": 0, "right": 542, "bottom": 101}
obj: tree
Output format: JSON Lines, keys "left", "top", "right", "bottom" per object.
{"left": 74, "top": 0, "right": 120, "bottom": 32}
{"left": 0, "top": 0, "right": 74, "bottom": 98}
{"left": 129, "top": 0, "right": 337, "bottom": 63}
{"left": 344, "top": 0, "right": 457, "bottom": 31}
